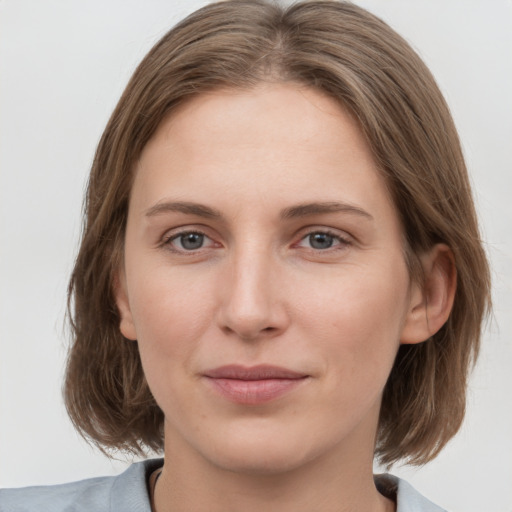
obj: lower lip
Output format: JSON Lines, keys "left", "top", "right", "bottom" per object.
{"left": 205, "top": 377, "right": 307, "bottom": 405}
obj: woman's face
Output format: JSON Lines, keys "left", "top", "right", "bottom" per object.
{"left": 116, "top": 83, "right": 422, "bottom": 474}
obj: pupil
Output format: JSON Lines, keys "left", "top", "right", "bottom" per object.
{"left": 181, "top": 233, "right": 203, "bottom": 250}
{"left": 310, "top": 233, "right": 333, "bottom": 249}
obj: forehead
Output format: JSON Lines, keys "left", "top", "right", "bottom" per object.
{"left": 132, "top": 83, "right": 395, "bottom": 221}
{"left": 146, "top": 83, "right": 366, "bottom": 156}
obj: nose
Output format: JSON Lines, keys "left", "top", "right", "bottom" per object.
{"left": 216, "top": 245, "right": 289, "bottom": 341}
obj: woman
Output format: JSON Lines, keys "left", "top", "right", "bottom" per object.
{"left": 0, "top": 1, "right": 491, "bottom": 511}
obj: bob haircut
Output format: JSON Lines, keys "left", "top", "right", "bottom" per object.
{"left": 65, "top": 0, "right": 491, "bottom": 467}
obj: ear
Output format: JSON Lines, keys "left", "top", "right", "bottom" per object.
{"left": 113, "top": 268, "right": 137, "bottom": 341}
{"left": 400, "top": 244, "right": 457, "bottom": 345}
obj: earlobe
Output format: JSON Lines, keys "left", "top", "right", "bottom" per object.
{"left": 113, "top": 269, "right": 137, "bottom": 341}
{"left": 400, "top": 244, "right": 457, "bottom": 345}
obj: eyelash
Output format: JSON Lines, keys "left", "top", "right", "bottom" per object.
{"left": 162, "top": 228, "right": 351, "bottom": 254}
{"left": 295, "top": 230, "right": 351, "bottom": 252}
{"left": 162, "top": 230, "right": 217, "bottom": 253}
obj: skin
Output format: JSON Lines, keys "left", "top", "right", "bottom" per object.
{"left": 116, "top": 83, "right": 455, "bottom": 512}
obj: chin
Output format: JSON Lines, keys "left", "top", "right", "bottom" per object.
{"left": 211, "top": 445, "right": 311, "bottom": 476}
{"left": 198, "top": 422, "right": 325, "bottom": 476}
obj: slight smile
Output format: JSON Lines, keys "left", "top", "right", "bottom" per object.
{"left": 203, "top": 365, "right": 310, "bottom": 405}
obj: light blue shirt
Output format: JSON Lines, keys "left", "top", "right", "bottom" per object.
{"left": 0, "top": 459, "right": 447, "bottom": 511}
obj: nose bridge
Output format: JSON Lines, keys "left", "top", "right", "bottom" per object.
{"left": 219, "top": 238, "right": 283, "bottom": 339}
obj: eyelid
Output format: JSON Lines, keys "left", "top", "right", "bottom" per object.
{"left": 158, "top": 224, "right": 353, "bottom": 254}
{"left": 161, "top": 226, "right": 220, "bottom": 253}
{"left": 294, "top": 227, "right": 353, "bottom": 250}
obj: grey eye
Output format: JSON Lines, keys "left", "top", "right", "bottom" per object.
{"left": 308, "top": 232, "right": 334, "bottom": 249}
{"left": 179, "top": 232, "right": 204, "bottom": 250}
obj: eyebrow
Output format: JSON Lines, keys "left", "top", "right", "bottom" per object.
{"left": 144, "top": 200, "right": 373, "bottom": 221}
{"left": 145, "top": 201, "right": 222, "bottom": 219}
{"left": 280, "top": 202, "right": 373, "bottom": 220}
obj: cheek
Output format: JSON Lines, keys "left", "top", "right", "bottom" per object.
{"left": 129, "top": 261, "right": 211, "bottom": 332}
{"left": 300, "top": 262, "right": 410, "bottom": 382}
{"left": 127, "top": 271, "right": 220, "bottom": 421}
{"left": 126, "top": 265, "right": 218, "bottom": 377}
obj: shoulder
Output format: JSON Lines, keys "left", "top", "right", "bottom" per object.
{"left": 0, "top": 459, "right": 163, "bottom": 512}
{"left": 1, "top": 476, "right": 114, "bottom": 512}
{"left": 375, "top": 474, "right": 448, "bottom": 512}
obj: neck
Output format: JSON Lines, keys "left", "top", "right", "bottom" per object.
{"left": 153, "top": 426, "right": 395, "bottom": 512}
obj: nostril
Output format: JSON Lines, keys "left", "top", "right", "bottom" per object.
{"left": 220, "top": 323, "right": 280, "bottom": 341}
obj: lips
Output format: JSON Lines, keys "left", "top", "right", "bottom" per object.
{"left": 204, "top": 364, "right": 306, "bottom": 380}
{"left": 203, "top": 365, "right": 309, "bottom": 405}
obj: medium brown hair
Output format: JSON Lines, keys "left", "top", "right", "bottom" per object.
{"left": 65, "top": 0, "right": 491, "bottom": 466}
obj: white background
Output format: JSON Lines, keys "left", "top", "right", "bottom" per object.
{"left": 1, "top": 1, "right": 511, "bottom": 511}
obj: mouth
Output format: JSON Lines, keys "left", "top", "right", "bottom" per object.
{"left": 202, "top": 365, "right": 309, "bottom": 405}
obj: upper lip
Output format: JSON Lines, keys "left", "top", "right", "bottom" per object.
{"left": 203, "top": 364, "right": 308, "bottom": 380}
